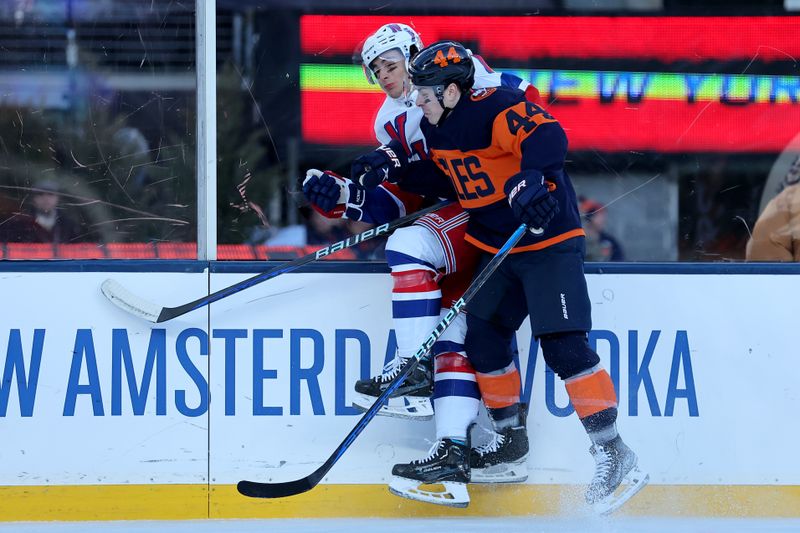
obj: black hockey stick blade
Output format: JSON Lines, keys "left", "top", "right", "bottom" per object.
{"left": 236, "top": 223, "right": 529, "bottom": 499}
{"left": 238, "top": 472, "right": 321, "bottom": 499}
{"left": 236, "top": 356, "right": 425, "bottom": 499}
{"left": 101, "top": 200, "right": 452, "bottom": 323}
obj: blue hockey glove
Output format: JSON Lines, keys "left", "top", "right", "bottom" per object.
{"left": 351, "top": 140, "right": 408, "bottom": 188}
{"left": 302, "top": 169, "right": 365, "bottom": 220}
{"left": 505, "top": 170, "right": 559, "bottom": 231}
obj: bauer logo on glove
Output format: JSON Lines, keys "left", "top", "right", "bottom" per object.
{"left": 377, "top": 144, "right": 402, "bottom": 168}
{"left": 351, "top": 139, "right": 409, "bottom": 188}
{"left": 508, "top": 179, "right": 528, "bottom": 203}
{"left": 504, "top": 170, "right": 560, "bottom": 231}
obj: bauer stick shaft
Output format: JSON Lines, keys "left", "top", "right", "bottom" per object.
{"left": 237, "top": 222, "right": 532, "bottom": 499}
{"left": 101, "top": 200, "right": 453, "bottom": 323}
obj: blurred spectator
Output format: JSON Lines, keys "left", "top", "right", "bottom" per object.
{"left": 110, "top": 126, "right": 152, "bottom": 190}
{"left": 22, "top": 179, "right": 83, "bottom": 243}
{"left": 746, "top": 182, "right": 800, "bottom": 261}
{"left": 580, "top": 198, "right": 625, "bottom": 261}
{"left": 758, "top": 135, "right": 800, "bottom": 215}
{"left": 747, "top": 141, "right": 800, "bottom": 261}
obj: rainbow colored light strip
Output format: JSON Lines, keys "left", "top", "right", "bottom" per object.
{"left": 300, "top": 64, "right": 800, "bottom": 152}
{"left": 301, "top": 64, "right": 800, "bottom": 104}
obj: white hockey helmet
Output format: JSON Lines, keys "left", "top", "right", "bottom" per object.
{"left": 360, "top": 23, "right": 423, "bottom": 84}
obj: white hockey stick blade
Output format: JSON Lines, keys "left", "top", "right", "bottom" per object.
{"left": 101, "top": 279, "right": 162, "bottom": 323}
{"left": 388, "top": 476, "right": 469, "bottom": 508}
{"left": 592, "top": 464, "right": 649, "bottom": 515}
{"left": 351, "top": 394, "right": 434, "bottom": 420}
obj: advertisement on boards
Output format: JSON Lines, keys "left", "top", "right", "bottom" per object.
{"left": 2, "top": 269, "right": 798, "bottom": 491}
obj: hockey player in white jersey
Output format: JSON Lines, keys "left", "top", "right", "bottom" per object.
{"left": 302, "top": 23, "right": 538, "bottom": 507}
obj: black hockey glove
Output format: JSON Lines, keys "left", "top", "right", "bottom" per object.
{"left": 351, "top": 139, "right": 408, "bottom": 188}
{"left": 505, "top": 170, "right": 559, "bottom": 231}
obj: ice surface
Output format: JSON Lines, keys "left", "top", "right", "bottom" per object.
{"left": 2, "top": 517, "right": 800, "bottom": 533}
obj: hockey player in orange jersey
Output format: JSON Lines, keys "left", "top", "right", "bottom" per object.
{"left": 302, "top": 24, "right": 540, "bottom": 507}
{"left": 357, "top": 40, "right": 649, "bottom": 515}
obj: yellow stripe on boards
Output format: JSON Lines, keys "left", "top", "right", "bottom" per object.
{"left": 210, "top": 484, "right": 562, "bottom": 519}
{"left": 623, "top": 485, "right": 800, "bottom": 518}
{"left": 0, "top": 484, "right": 208, "bottom": 521}
{"left": 2, "top": 484, "right": 800, "bottom": 521}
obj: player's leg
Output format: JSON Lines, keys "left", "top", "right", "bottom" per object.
{"left": 541, "top": 332, "right": 647, "bottom": 513}
{"left": 463, "top": 255, "right": 531, "bottom": 483}
{"left": 388, "top": 207, "right": 484, "bottom": 506}
{"left": 388, "top": 312, "right": 478, "bottom": 507}
{"left": 522, "top": 237, "right": 648, "bottom": 513}
{"left": 351, "top": 222, "right": 440, "bottom": 419}
{"left": 353, "top": 204, "right": 468, "bottom": 420}
{"left": 432, "top": 254, "right": 482, "bottom": 445}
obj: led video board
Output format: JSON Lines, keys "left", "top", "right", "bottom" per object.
{"left": 300, "top": 15, "right": 800, "bottom": 153}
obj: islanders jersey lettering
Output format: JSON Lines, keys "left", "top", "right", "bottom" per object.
{"left": 416, "top": 86, "right": 584, "bottom": 253}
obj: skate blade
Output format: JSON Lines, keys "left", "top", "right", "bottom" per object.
{"left": 388, "top": 476, "right": 469, "bottom": 508}
{"left": 352, "top": 394, "right": 433, "bottom": 421}
{"left": 592, "top": 464, "right": 649, "bottom": 515}
{"left": 470, "top": 454, "right": 529, "bottom": 483}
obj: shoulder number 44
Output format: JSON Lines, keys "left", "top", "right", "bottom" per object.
{"left": 506, "top": 101, "right": 555, "bottom": 135}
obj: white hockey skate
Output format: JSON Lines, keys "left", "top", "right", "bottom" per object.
{"left": 586, "top": 436, "right": 649, "bottom": 515}
{"left": 352, "top": 354, "right": 434, "bottom": 420}
{"left": 388, "top": 439, "right": 471, "bottom": 508}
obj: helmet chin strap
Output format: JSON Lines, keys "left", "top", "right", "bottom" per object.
{"left": 433, "top": 85, "right": 456, "bottom": 125}
{"left": 400, "top": 77, "right": 415, "bottom": 107}
{"left": 438, "top": 106, "right": 454, "bottom": 125}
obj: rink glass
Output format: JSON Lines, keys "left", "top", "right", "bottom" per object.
{"left": 1, "top": 1, "right": 798, "bottom": 262}
{"left": 0, "top": 1, "right": 203, "bottom": 259}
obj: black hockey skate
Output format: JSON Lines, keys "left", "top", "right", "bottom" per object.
{"left": 389, "top": 438, "right": 471, "bottom": 507}
{"left": 470, "top": 404, "right": 529, "bottom": 483}
{"left": 585, "top": 435, "right": 649, "bottom": 514}
{"left": 352, "top": 354, "right": 433, "bottom": 420}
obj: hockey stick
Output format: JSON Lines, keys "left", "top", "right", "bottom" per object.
{"left": 101, "top": 200, "right": 453, "bottom": 323}
{"left": 237, "top": 222, "right": 533, "bottom": 499}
